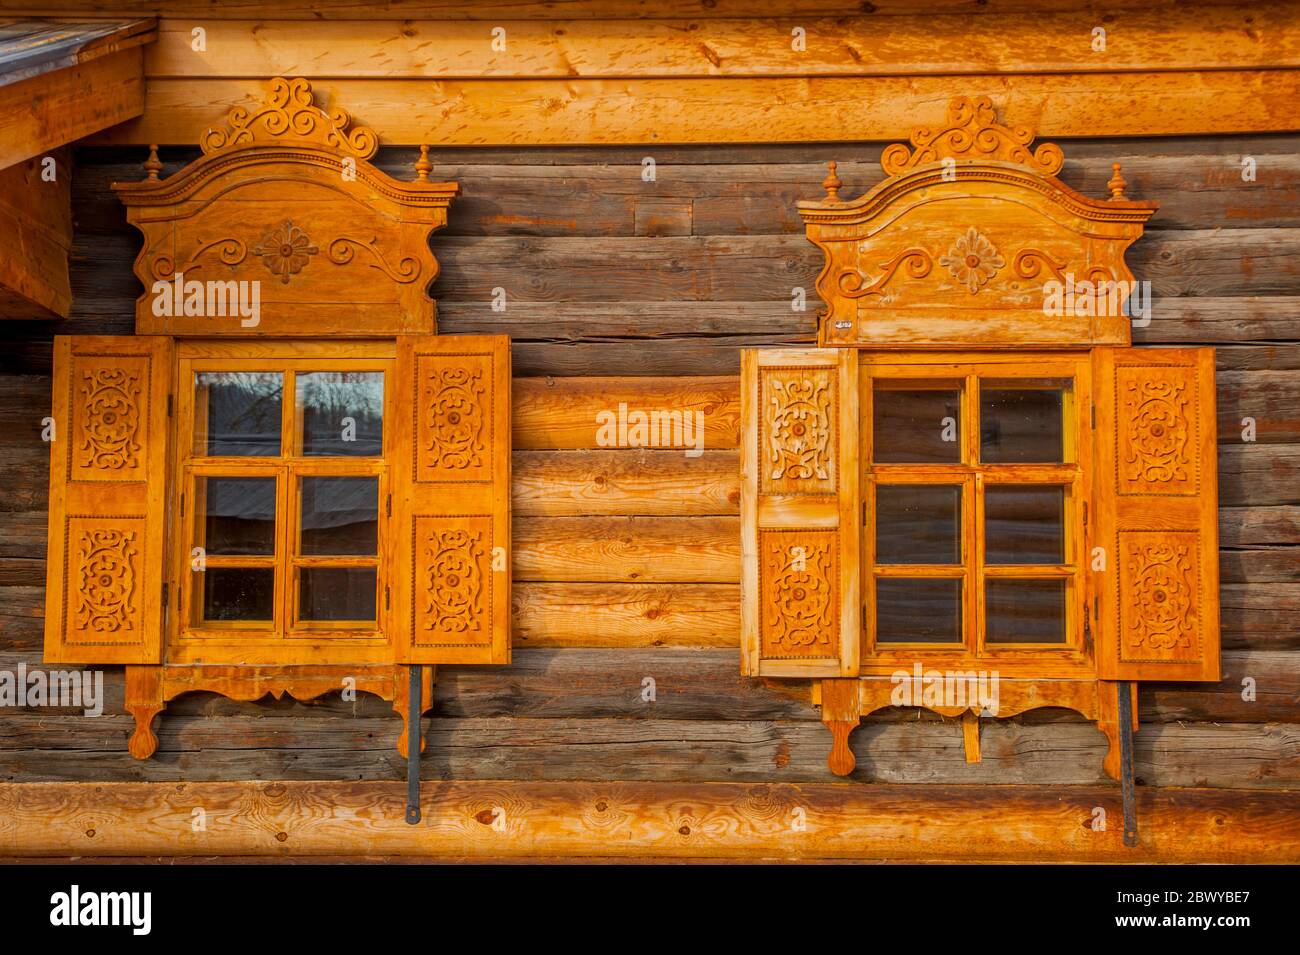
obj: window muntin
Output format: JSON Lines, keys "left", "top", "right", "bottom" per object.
{"left": 862, "top": 358, "right": 1087, "bottom": 665}
{"left": 176, "top": 353, "right": 393, "bottom": 647}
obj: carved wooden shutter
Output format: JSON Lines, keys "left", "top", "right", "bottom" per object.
{"left": 741, "top": 348, "right": 860, "bottom": 677}
{"left": 1092, "top": 346, "right": 1220, "bottom": 682}
{"left": 44, "top": 335, "right": 173, "bottom": 664}
{"left": 393, "top": 335, "right": 511, "bottom": 665}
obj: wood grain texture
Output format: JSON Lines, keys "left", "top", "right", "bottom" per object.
{"left": 92, "top": 72, "right": 1300, "bottom": 147}
{"left": 141, "top": 10, "right": 1300, "bottom": 78}
{"left": 0, "top": 780, "right": 1296, "bottom": 861}
{"left": 0, "top": 151, "right": 72, "bottom": 319}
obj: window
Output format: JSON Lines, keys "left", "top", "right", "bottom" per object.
{"left": 861, "top": 356, "right": 1088, "bottom": 672}
{"left": 173, "top": 346, "right": 394, "bottom": 663}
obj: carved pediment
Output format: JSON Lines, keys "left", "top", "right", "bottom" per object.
{"left": 114, "top": 77, "right": 459, "bottom": 336}
{"left": 800, "top": 96, "right": 1158, "bottom": 349}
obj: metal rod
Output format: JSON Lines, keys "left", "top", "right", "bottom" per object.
{"left": 405, "top": 664, "right": 421, "bottom": 825}
{"left": 1117, "top": 680, "right": 1138, "bottom": 847}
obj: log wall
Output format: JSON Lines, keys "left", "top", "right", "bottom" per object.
{"left": 0, "top": 135, "right": 1296, "bottom": 804}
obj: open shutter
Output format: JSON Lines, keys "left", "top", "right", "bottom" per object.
{"left": 393, "top": 334, "right": 511, "bottom": 665}
{"left": 741, "top": 348, "right": 859, "bottom": 677}
{"left": 1092, "top": 347, "right": 1220, "bottom": 682}
{"left": 44, "top": 335, "right": 173, "bottom": 664}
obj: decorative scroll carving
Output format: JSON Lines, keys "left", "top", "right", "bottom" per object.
{"left": 327, "top": 236, "right": 420, "bottom": 283}
{"left": 939, "top": 228, "right": 1004, "bottom": 293}
{"left": 421, "top": 527, "right": 488, "bottom": 637}
{"left": 424, "top": 364, "right": 488, "bottom": 473}
{"left": 1123, "top": 541, "right": 1197, "bottom": 651}
{"left": 200, "top": 76, "right": 379, "bottom": 159}
{"left": 799, "top": 96, "right": 1157, "bottom": 348}
{"left": 839, "top": 248, "right": 932, "bottom": 299}
{"left": 252, "top": 220, "right": 318, "bottom": 284}
{"left": 761, "top": 368, "right": 836, "bottom": 495}
{"left": 761, "top": 530, "right": 837, "bottom": 657}
{"left": 76, "top": 528, "right": 137, "bottom": 632}
{"left": 78, "top": 368, "right": 142, "bottom": 471}
{"left": 1119, "top": 372, "right": 1195, "bottom": 492}
{"left": 880, "top": 95, "right": 1064, "bottom": 177}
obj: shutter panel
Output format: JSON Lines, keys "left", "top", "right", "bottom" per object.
{"left": 393, "top": 335, "right": 511, "bottom": 665}
{"left": 44, "top": 335, "right": 173, "bottom": 665}
{"left": 741, "top": 348, "right": 860, "bottom": 677}
{"left": 1092, "top": 347, "right": 1220, "bottom": 681}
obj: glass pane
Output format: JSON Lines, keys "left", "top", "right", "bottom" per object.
{"left": 200, "top": 476, "right": 276, "bottom": 556}
{"left": 202, "top": 567, "right": 274, "bottom": 622}
{"left": 299, "top": 567, "right": 377, "bottom": 622}
{"left": 300, "top": 476, "right": 378, "bottom": 556}
{"left": 875, "top": 578, "right": 962, "bottom": 643}
{"left": 873, "top": 388, "right": 961, "bottom": 464}
{"left": 980, "top": 389, "right": 1064, "bottom": 463}
{"left": 299, "top": 372, "right": 384, "bottom": 457}
{"left": 194, "top": 372, "right": 282, "bottom": 456}
{"left": 875, "top": 485, "right": 961, "bottom": 565}
{"left": 984, "top": 486, "right": 1065, "bottom": 564}
{"left": 985, "top": 579, "right": 1067, "bottom": 644}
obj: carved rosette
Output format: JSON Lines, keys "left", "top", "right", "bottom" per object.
{"left": 78, "top": 369, "right": 142, "bottom": 471}
{"left": 1120, "top": 375, "right": 1194, "bottom": 491}
{"left": 938, "top": 228, "right": 1005, "bottom": 293}
{"left": 760, "top": 531, "right": 837, "bottom": 657}
{"left": 425, "top": 366, "right": 487, "bottom": 472}
{"left": 252, "top": 220, "right": 318, "bottom": 283}
{"left": 422, "top": 527, "right": 487, "bottom": 638}
{"left": 761, "top": 368, "right": 836, "bottom": 495}
{"left": 1121, "top": 537, "right": 1199, "bottom": 657}
{"left": 76, "top": 529, "right": 137, "bottom": 632}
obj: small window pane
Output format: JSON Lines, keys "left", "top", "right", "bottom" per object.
{"left": 195, "top": 372, "right": 282, "bottom": 456}
{"left": 873, "top": 388, "right": 961, "bottom": 463}
{"left": 985, "top": 579, "right": 1067, "bottom": 644}
{"left": 202, "top": 567, "right": 274, "bottom": 622}
{"left": 201, "top": 476, "right": 276, "bottom": 556}
{"left": 300, "top": 567, "right": 377, "bottom": 622}
{"left": 984, "top": 486, "right": 1065, "bottom": 564}
{"left": 300, "top": 477, "right": 378, "bottom": 556}
{"left": 875, "top": 485, "right": 961, "bottom": 565}
{"left": 875, "top": 578, "right": 962, "bottom": 643}
{"left": 980, "top": 389, "right": 1064, "bottom": 464}
{"left": 299, "top": 372, "right": 384, "bottom": 457}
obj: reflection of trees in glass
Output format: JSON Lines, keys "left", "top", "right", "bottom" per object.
{"left": 198, "top": 372, "right": 282, "bottom": 455}
{"left": 299, "top": 372, "right": 384, "bottom": 456}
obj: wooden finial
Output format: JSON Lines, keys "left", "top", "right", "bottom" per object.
{"left": 1107, "top": 162, "right": 1128, "bottom": 200}
{"left": 144, "top": 144, "right": 162, "bottom": 182}
{"left": 415, "top": 144, "right": 431, "bottom": 182}
{"left": 822, "top": 160, "right": 842, "bottom": 200}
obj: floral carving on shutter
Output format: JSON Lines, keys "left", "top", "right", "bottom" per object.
{"left": 74, "top": 527, "right": 138, "bottom": 633}
{"left": 73, "top": 360, "right": 148, "bottom": 479}
{"left": 1120, "top": 533, "right": 1202, "bottom": 661}
{"left": 418, "top": 519, "right": 490, "bottom": 642}
{"left": 761, "top": 367, "right": 837, "bottom": 495}
{"left": 421, "top": 359, "right": 489, "bottom": 480}
{"left": 760, "top": 529, "right": 838, "bottom": 658}
{"left": 1118, "top": 372, "right": 1196, "bottom": 492}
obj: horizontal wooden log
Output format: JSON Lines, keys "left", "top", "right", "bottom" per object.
{"left": 513, "top": 449, "right": 741, "bottom": 516}
{"left": 3, "top": 779, "right": 1295, "bottom": 862}
{"left": 0, "top": 716, "right": 1295, "bottom": 788}
{"left": 92, "top": 72, "right": 1300, "bottom": 147}
{"left": 143, "top": 11, "right": 1300, "bottom": 79}
{"left": 1, "top": 646, "right": 1293, "bottom": 724}
{"left": 513, "top": 582, "right": 740, "bottom": 647}
{"left": 514, "top": 516, "right": 739, "bottom": 582}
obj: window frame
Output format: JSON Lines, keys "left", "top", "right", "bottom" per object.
{"left": 858, "top": 351, "right": 1094, "bottom": 678}
{"left": 168, "top": 340, "right": 398, "bottom": 666}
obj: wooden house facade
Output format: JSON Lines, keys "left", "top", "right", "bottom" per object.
{"left": 0, "top": 1, "right": 1296, "bottom": 863}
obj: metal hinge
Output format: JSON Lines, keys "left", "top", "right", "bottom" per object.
{"left": 1090, "top": 400, "right": 1096, "bottom": 429}
{"left": 162, "top": 582, "right": 169, "bottom": 610}
{"left": 385, "top": 585, "right": 390, "bottom": 611}
{"left": 386, "top": 494, "right": 392, "bottom": 518}
{"left": 862, "top": 602, "right": 868, "bottom": 630}
{"left": 167, "top": 394, "right": 173, "bottom": 417}
{"left": 179, "top": 492, "right": 185, "bottom": 517}
{"left": 1083, "top": 603, "right": 1092, "bottom": 652}
{"left": 1083, "top": 501, "right": 1088, "bottom": 526}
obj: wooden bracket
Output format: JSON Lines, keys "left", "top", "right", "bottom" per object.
{"left": 818, "top": 678, "right": 862, "bottom": 777}
{"left": 961, "top": 709, "right": 981, "bottom": 763}
{"left": 124, "top": 663, "right": 434, "bottom": 760}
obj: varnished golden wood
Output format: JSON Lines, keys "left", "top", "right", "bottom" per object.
{"left": 801, "top": 96, "right": 1158, "bottom": 348}
{"left": 113, "top": 76, "right": 458, "bottom": 337}
{"left": 124, "top": 664, "right": 434, "bottom": 759}
{"left": 0, "top": 151, "right": 72, "bottom": 319}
